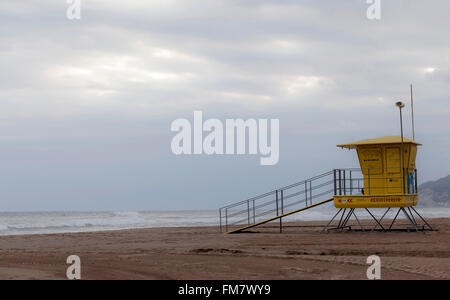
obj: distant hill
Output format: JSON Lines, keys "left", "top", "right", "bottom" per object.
{"left": 419, "top": 175, "right": 450, "bottom": 207}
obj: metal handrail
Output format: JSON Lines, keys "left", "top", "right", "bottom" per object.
{"left": 334, "top": 167, "right": 418, "bottom": 196}
{"left": 219, "top": 170, "right": 335, "bottom": 232}
{"left": 220, "top": 190, "right": 276, "bottom": 209}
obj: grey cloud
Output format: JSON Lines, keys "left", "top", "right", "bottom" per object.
{"left": 0, "top": 0, "right": 449, "bottom": 211}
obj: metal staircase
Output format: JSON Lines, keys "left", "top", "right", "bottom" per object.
{"left": 219, "top": 170, "right": 336, "bottom": 234}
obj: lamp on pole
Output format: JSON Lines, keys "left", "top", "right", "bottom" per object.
{"left": 396, "top": 101, "right": 406, "bottom": 194}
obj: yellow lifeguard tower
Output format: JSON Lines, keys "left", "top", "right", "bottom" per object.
{"left": 323, "top": 136, "right": 433, "bottom": 232}
{"left": 334, "top": 136, "right": 420, "bottom": 208}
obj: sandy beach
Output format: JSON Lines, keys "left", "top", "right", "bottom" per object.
{"left": 0, "top": 218, "right": 449, "bottom": 280}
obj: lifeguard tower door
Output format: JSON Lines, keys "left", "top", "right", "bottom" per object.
{"left": 385, "top": 146, "right": 402, "bottom": 194}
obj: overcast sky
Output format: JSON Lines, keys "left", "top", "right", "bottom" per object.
{"left": 0, "top": 0, "right": 449, "bottom": 211}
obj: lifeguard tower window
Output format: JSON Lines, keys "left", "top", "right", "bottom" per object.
{"left": 386, "top": 147, "right": 401, "bottom": 172}
{"left": 358, "top": 147, "right": 383, "bottom": 175}
{"left": 409, "top": 146, "right": 417, "bottom": 169}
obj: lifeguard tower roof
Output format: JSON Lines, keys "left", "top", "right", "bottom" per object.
{"left": 337, "top": 135, "right": 422, "bottom": 149}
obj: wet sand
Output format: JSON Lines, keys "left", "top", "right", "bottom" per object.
{"left": 0, "top": 218, "right": 449, "bottom": 280}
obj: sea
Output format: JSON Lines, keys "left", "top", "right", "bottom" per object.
{"left": 0, "top": 207, "right": 449, "bottom": 236}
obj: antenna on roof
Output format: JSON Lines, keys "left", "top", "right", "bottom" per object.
{"left": 410, "top": 84, "right": 415, "bottom": 141}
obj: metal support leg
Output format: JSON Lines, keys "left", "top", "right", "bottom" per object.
{"left": 401, "top": 208, "right": 418, "bottom": 231}
{"left": 353, "top": 210, "right": 365, "bottom": 232}
{"left": 341, "top": 209, "right": 353, "bottom": 229}
{"left": 247, "top": 201, "right": 250, "bottom": 225}
{"left": 322, "top": 209, "right": 343, "bottom": 233}
{"left": 389, "top": 208, "right": 401, "bottom": 230}
{"left": 337, "top": 208, "right": 347, "bottom": 228}
{"left": 407, "top": 207, "right": 417, "bottom": 225}
{"left": 219, "top": 209, "right": 222, "bottom": 232}
{"left": 280, "top": 190, "right": 283, "bottom": 233}
{"left": 253, "top": 200, "right": 256, "bottom": 224}
{"left": 225, "top": 208, "right": 228, "bottom": 232}
{"left": 365, "top": 208, "right": 386, "bottom": 231}
{"left": 373, "top": 208, "right": 390, "bottom": 231}
{"left": 410, "top": 206, "right": 433, "bottom": 230}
